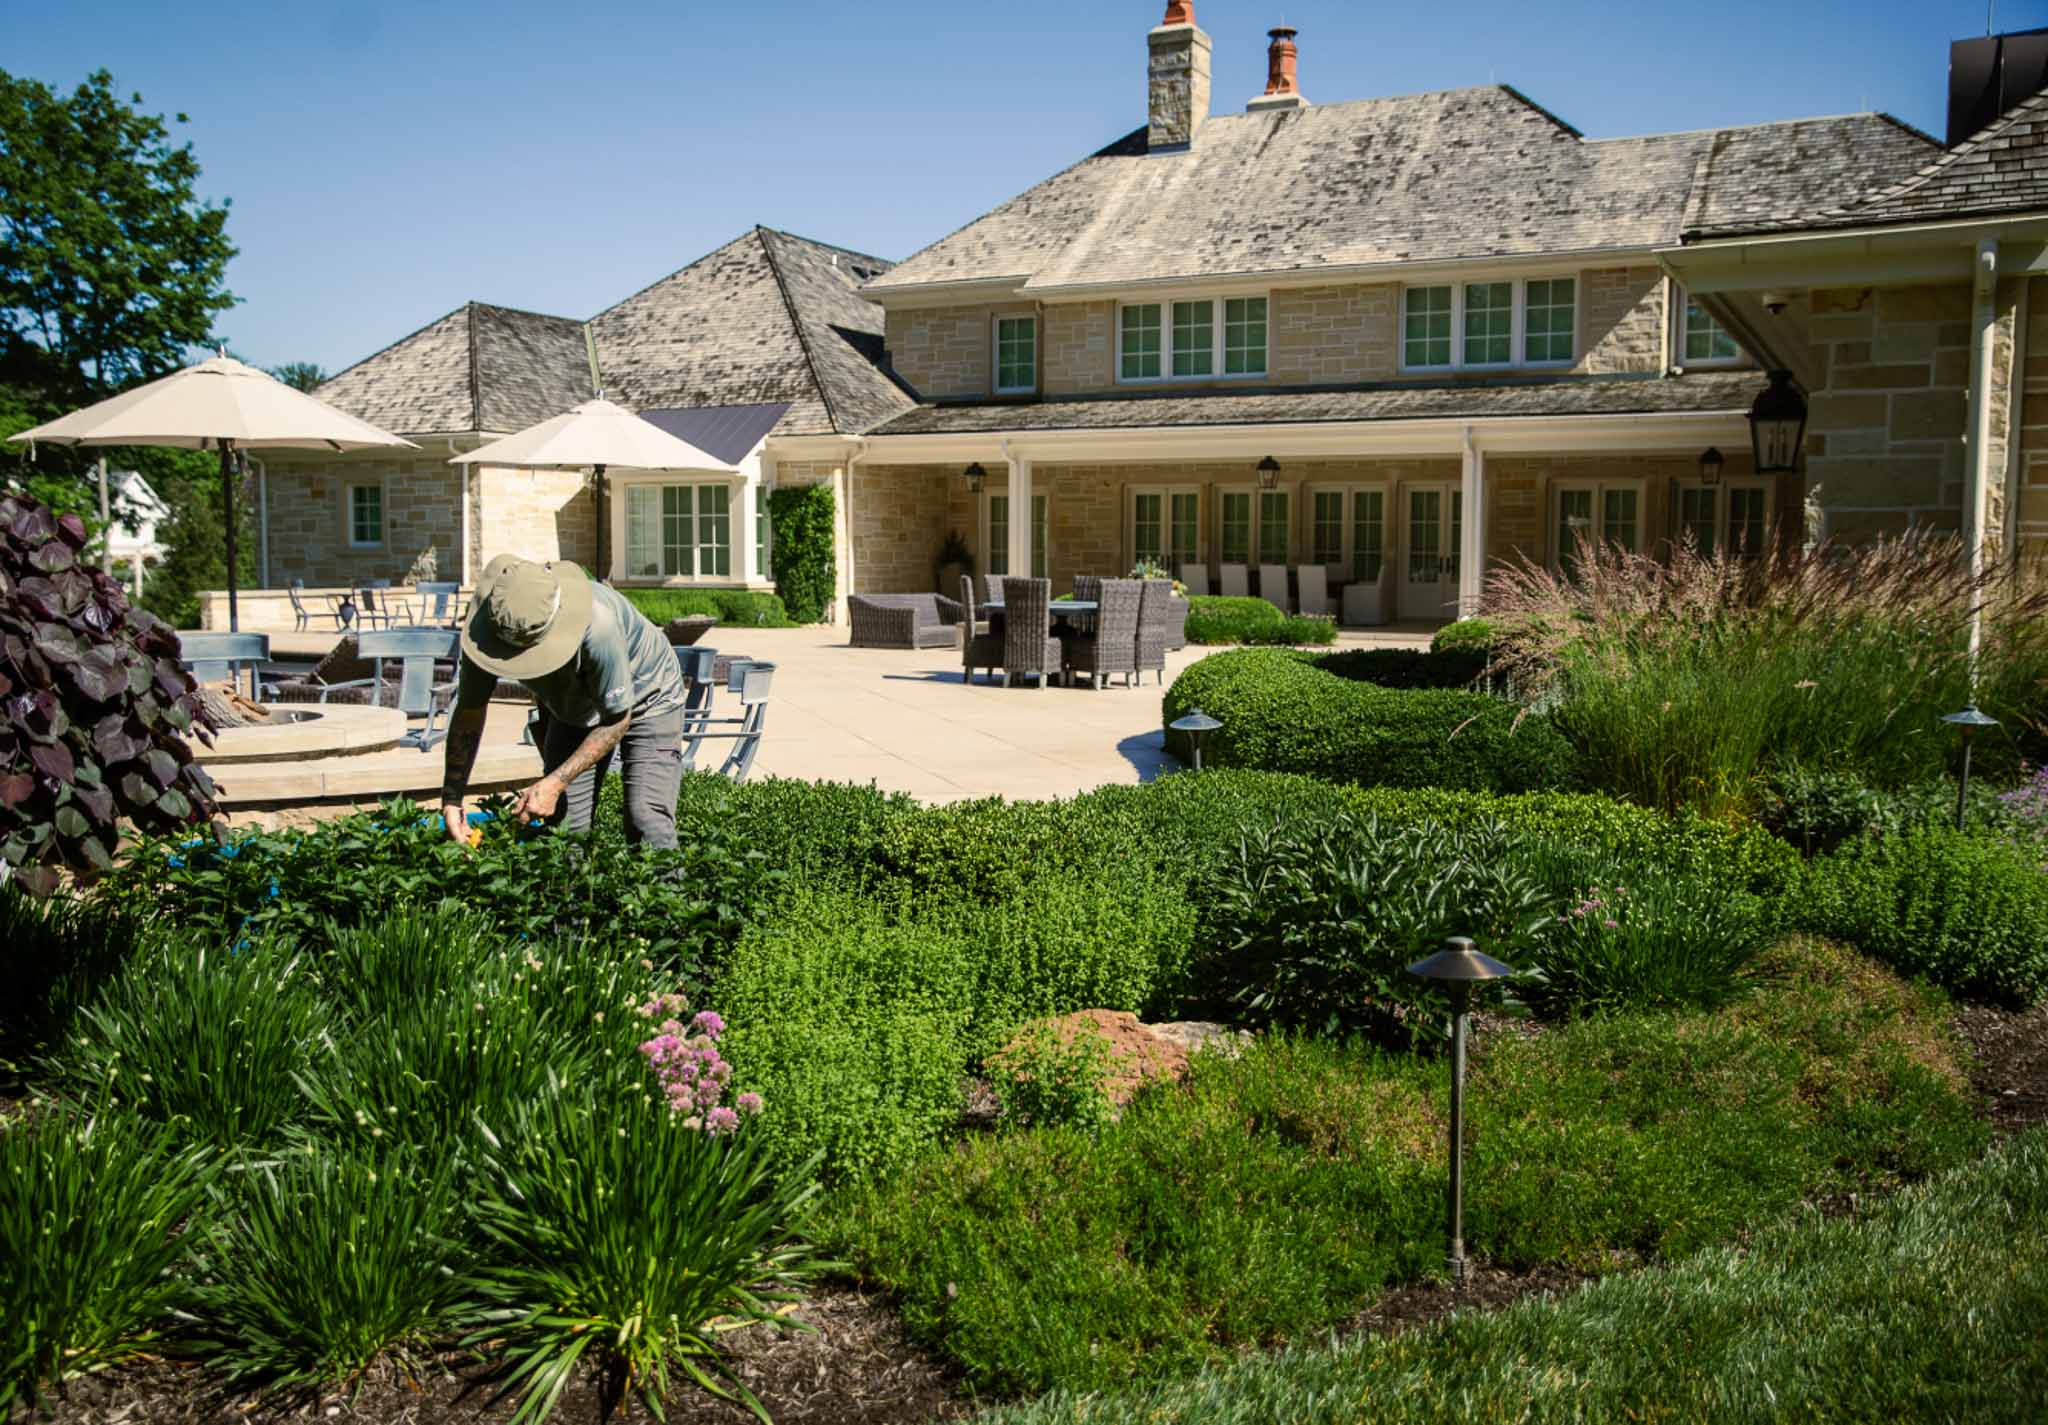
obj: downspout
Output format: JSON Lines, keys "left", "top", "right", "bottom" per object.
{"left": 457, "top": 438, "right": 474, "bottom": 589}
{"left": 1967, "top": 239, "right": 2000, "bottom": 666}
{"left": 837, "top": 437, "right": 868, "bottom": 622}
{"left": 251, "top": 456, "right": 269, "bottom": 588}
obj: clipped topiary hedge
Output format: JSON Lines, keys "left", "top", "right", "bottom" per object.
{"left": 1431, "top": 616, "right": 1504, "bottom": 655}
{"left": 1313, "top": 646, "right": 1490, "bottom": 690}
{"left": 1182, "top": 596, "right": 1335, "bottom": 646}
{"left": 616, "top": 588, "right": 791, "bottom": 628}
{"left": 1162, "top": 648, "right": 1576, "bottom": 793}
{"left": 767, "top": 483, "right": 836, "bottom": 624}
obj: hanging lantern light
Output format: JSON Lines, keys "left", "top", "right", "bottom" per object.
{"left": 1748, "top": 371, "right": 1808, "bottom": 475}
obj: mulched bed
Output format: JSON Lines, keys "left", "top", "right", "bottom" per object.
{"left": 1955, "top": 998, "right": 2048, "bottom": 1137}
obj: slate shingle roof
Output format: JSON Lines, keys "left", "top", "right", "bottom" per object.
{"left": 1690, "top": 90, "right": 2048, "bottom": 238}
{"left": 868, "top": 88, "right": 1938, "bottom": 294}
{"left": 590, "top": 228, "right": 913, "bottom": 437}
{"left": 865, "top": 370, "right": 1763, "bottom": 436}
{"left": 316, "top": 303, "right": 592, "bottom": 436}
{"left": 316, "top": 230, "right": 907, "bottom": 438}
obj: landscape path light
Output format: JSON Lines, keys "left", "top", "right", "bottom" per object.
{"left": 1943, "top": 702, "right": 2001, "bottom": 831}
{"left": 1168, "top": 707, "right": 1222, "bottom": 771}
{"left": 1408, "top": 935, "right": 1516, "bottom": 1294}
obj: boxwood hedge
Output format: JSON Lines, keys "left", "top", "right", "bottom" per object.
{"left": 1162, "top": 648, "right": 1576, "bottom": 793}
{"left": 1183, "top": 596, "right": 1335, "bottom": 646}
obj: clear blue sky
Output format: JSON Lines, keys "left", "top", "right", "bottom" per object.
{"left": 9, "top": 0, "right": 2040, "bottom": 376}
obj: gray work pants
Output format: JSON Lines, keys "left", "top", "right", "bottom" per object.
{"left": 537, "top": 707, "right": 685, "bottom": 848}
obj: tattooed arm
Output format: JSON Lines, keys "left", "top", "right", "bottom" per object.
{"left": 511, "top": 712, "right": 631, "bottom": 824}
{"left": 439, "top": 703, "right": 490, "bottom": 844}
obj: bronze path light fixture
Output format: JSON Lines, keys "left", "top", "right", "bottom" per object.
{"left": 1748, "top": 371, "right": 1808, "bottom": 474}
{"left": 1943, "top": 703, "right": 2001, "bottom": 830}
{"left": 1257, "top": 455, "right": 1281, "bottom": 491}
{"left": 1168, "top": 707, "right": 1223, "bottom": 771}
{"left": 1408, "top": 935, "right": 1517, "bottom": 1293}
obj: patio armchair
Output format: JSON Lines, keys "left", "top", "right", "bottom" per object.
{"left": 677, "top": 659, "right": 775, "bottom": 781}
{"left": 354, "top": 580, "right": 400, "bottom": 630}
{"left": 1181, "top": 565, "right": 1211, "bottom": 597}
{"left": 287, "top": 578, "right": 348, "bottom": 633}
{"left": 848, "top": 592, "right": 965, "bottom": 649}
{"left": 1258, "top": 563, "right": 1292, "bottom": 613}
{"left": 177, "top": 632, "right": 271, "bottom": 703}
{"left": 1060, "top": 578, "right": 1141, "bottom": 690}
{"left": 998, "top": 577, "right": 1064, "bottom": 688}
{"left": 1297, "top": 565, "right": 1331, "bottom": 618}
{"left": 1219, "top": 563, "right": 1249, "bottom": 598}
{"left": 1135, "top": 579, "right": 1174, "bottom": 685}
{"left": 980, "top": 573, "right": 1006, "bottom": 607}
{"left": 960, "top": 576, "right": 1003, "bottom": 686}
{"left": 411, "top": 581, "right": 463, "bottom": 627}
{"left": 354, "top": 628, "right": 460, "bottom": 750}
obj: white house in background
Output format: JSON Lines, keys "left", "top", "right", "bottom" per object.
{"left": 106, "top": 469, "right": 168, "bottom": 595}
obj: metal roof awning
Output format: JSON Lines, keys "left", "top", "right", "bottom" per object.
{"left": 637, "top": 403, "right": 790, "bottom": 466}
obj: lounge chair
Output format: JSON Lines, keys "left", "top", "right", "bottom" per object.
{"left": 848, "top": 592, "right": 966, "bottom": 649}
{"left": 177, "top": 632, "right": 270, "bottom": 702}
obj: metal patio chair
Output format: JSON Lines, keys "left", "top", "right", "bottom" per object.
{"left": 679, "top": 659, "right": 775, "bottom": 781}
{"left": 177, "top": 631, "right": 271, "bottom": 702}
{"left": 355, "top": 628, "right": 459, "bottom": 750}
{"left": 411, "top": 581, "right": 463, "bottom": 627}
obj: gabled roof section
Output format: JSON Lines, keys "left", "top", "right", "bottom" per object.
{"left": 868, "top": 87, "right": 1937, "bottom": 294}
{"left": 588, "top": 227, "right": 908, "bottom": 437}
{"left": 1690, "top": 91, "right": 2048, "bottom": 238}
{"left": 315, "top": 302, "right": 593, "bottom": 436}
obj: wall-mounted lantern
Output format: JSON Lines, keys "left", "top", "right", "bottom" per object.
{"left": 963, "top": 461, "right": 987, "bottom": 496}
{"left": 1748, "top": 371, "right": 1808, "bottom": 474}
{"left": 1698, "top": 446, "right": 1724, "bottom": 486}
{"left": 1256, "top": 455, "right": 1281, "bottom": 492}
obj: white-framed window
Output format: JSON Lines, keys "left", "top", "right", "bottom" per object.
{"left": 1673, "top": 480, "right": 1772, "bottom": 558}
{"left": 985, "top": 492, "right": 1048, "bottom": 579}
{"left": 347, "top": 483, "right": 384, "bottom": 547}
{"left": 1258, "top": 489, "right": 1290, "bottom": 565}
{"left": 624, "top": 481, "right": 732, "bottom": 579}
{"left": 994, "top": 315, "right": 1037, "bottom": 394}
{"left": 1402, "top": 277, "right": 1578, "bottom": 371}
{"left": 755, "top": 484, "right": 772, "bottom": 579}
{"left": 1680, "top": 294, "right": 1742, "bottom": 365}
{"left": 1118, "top": 294, "right": 1268, "bottom": 383}
{"left": 1220, "top": 488, "right": 1253, "bottom": 564}
{"left": 1553, "top": 480, "right": 1642, "bottom": 570}
{"left": 1217, "top": 485, "right": 1289, "bottom": 564}
{"left": 1308, "top": 485, "right": 1389, "bottom": 579}
{"left": 1131, "top": 486, "right": 1201, "bottom": 572}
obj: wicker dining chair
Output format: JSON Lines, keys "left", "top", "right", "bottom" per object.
{"left": 961, "top": 576, "right": 1003, "bottom": 686}
{"left": 1069, "top": 574, "right": 1101, "bottom": 636}
{"left": 1135, "top": 579, "right": 1174, "bottom": 685}
{"left": 1062, "top": 578, "right": 1142, "bottom": 689}
{"left": 998, "top": 577, "right": 1064, "bottom": 688}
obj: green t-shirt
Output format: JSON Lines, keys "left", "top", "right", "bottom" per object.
{"left": 457, "top": 582, "right": 685, "bottom": 727}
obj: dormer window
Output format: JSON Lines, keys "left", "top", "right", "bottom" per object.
{"left": 1682, "top": 296, "right": 1741, "bottom": 365}
{"left": 1119, "top": 295, "right": 1268, "bottom": 383}
{"left": 1403, "top": 278, "right": 1577, "bottom": 371}
{"left": 995, "top": 315, "right": 1037, "bottom": 394}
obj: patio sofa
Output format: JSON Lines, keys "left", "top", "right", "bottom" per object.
{"left": 849, "top": 593, "right": 967, "bottom": 650}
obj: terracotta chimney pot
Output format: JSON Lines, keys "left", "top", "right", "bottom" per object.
{"left": 1162, "top": 1, "right": 1195, "bottom": 23}
{"left": 1264, "top": 26, "right": 1299, "bottom": 95}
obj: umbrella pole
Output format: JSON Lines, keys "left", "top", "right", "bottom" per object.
{"left": 593, "top": 463, "right": 607, "bottom": 583}
{"left": 221, "top": 438, "right": 240, "bottom": 632}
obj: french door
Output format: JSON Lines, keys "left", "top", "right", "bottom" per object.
{"left": 1554, "top": 481, "right": 1641, "bottom": 573}
{"left": 1398, "top": 484, "right": 1462, "bottom": 620}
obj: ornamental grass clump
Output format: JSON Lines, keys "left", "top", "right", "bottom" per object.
{"left": 1484, "top": 535, "right": 2048, "bottom": 818}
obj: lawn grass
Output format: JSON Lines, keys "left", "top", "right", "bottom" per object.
{"left": 830, "top": 939, "right": 1985, "bottom": 1397}
{"left": 975, "top": 1126, "right": 2048, "bottom": 1424}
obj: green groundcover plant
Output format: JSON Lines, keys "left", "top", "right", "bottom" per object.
{"left": 974, "top": 1126, "right": 2048, "bottom": 1425}
{"left": 833, "top": 938, "right": 1984, "bottom": 1397}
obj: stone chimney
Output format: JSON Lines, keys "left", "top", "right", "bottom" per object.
{"left": 1247, "top": 26, "right": 1308, "bottom": 112}
{"left": 1148, "top": 1, "right": 1212, "bottom": 151}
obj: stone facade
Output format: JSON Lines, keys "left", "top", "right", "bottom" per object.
{"left": 1577, "top": 267, "right": 1667, "bottom": 375}
{"left": 848, "top": 462, "right": 954, "bottom": 596}
{"left": 885, "top": 302, "right": 1037, "bottom": 400}
{"left": 475, "top": 465, "right": 596, "bottom": 570}
{"left": 1479, "top": 450, "right": 1779, "bottom": 569}
{"left": 1270, "top": 284, "right": 1396, "bottom": 384}
{"left": 1801, "top": 282, "right": 1973, "bottom": 540}
{"left": 2014, "top": 277, "right": 2048, "bottom": 558}
{"left": 261, "top": 454, "right": 464, "bottom": 588}
{"left": 1146, "top": 20, "right": 1211, "bottom": 150}
{"left": 1043, "top": 301, "right": 1115, "bottom": 395}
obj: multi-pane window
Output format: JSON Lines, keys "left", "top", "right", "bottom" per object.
{"left": 1678, "top": 486, "right": 1717, "bottom": 555}
{"left": 1171, "top": 300, "right": 1214, "bottom": 377}
{"left": 1119, "top": 295, "right": 1268, "bottom": 381}
{"left": 1403, "top": 286, "right": 1454, "bottom": 368}
{"left": 1555, "top": 483, "right": 1640, "bottom": 572}
{"left": 1312, "top": 491, "right": 1346, "bottom": 566}
{"left": 1728, "top": 486, "right": 1767, "bottom": 556}
{"left": 755, "top": 484, "right": 772, "bottom": 578}
{"left": 625, "top": 482, "right": 731, "bottom": 578}
{"left": 1134, "top": 492, "right": 1163, "bottom": 566}
{"left": 1352, "top": 490, "right": 1385, "bottom": 580}
{"left": 348, "top": 485, "right": 383, "bottom": 546}
{"left": 1133, "top": 488, "right": 1201, "bottom": 571}
{"left": 1524, "top": 278, "right": 1576, "bottom": 363}
{"left": 1408, "top": 489, "right": 1443, "bottom": 582}
{"left": 1225, "top": 298, "right": 1267, "bottom": 374}
{"left": 1463, "top": 282, "right": 1513, "bottom": 365}
{"left": 1220, "top": 490, "right": 1253, "bottom": 564}
{"left": 1168, "top": 492, "right": 1199, "bottom": 570}
{"left": 1120, "top": 304, "right": 1163, "bottom": 380}
{"left": 1676, "top": 484, "right": 1771, "bottom": 559}
{"left": 1601, "top": 488, "right": 1638, "bottom": 554}
{"left": 995, "top": 316, "right": 1037, "bottom": 393}
{"left": 1447, "top": 490, "right": 1464, "bottom": 584}
{"left": 986, "top": 493, "right": 1048, "bottom": 578}
{"left": 1683, "top": 297, "right": 1741, "bottom": 363}
{"left": 1258, "top": 491, "right": 1290, "bottom": 565}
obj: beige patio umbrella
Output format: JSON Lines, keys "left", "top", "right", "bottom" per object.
{"left": 9, "top": 355, "right": 416, "bottom": 630}
{"left": 450, "top": 398, "right": 736, "bottom": 581}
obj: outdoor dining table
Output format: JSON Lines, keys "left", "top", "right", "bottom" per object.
{"left": 982, "top": 599, "right": 1098, "bottom": 618}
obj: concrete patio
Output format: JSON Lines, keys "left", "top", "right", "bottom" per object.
{"left": 206, "top": 623, "right": 1430, "bottom": 822}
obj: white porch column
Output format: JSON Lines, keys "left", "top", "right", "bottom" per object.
{"left": 1965, "top": 238, "right": 2001, "bottom": 664}
{"left": 1007, "top": 454, "right": 1033, "bottom": 581}
{"left": 738, "top": 453, "right": 767, "bottom": 588}
{"left": 1458, "top": 428, "right": 1486, "bottom": 619}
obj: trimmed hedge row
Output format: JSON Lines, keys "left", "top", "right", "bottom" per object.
{"left": 617, "top": 588, "right": 793, "bottom": 628}
{"left": 1183, "top": 596, "right": 1336, "bottom": 646}
{"left": 1162, "top": 648, "right": 1576, "bottom": 793}
{"left": 1313, "top": 646, "right": 1490, "bottom": 690}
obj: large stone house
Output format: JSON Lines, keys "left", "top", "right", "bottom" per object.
{"left": 262, "top": 6, "right": 2048, "bottom": 629}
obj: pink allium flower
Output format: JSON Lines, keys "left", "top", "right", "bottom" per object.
{"left": 737, "top": 1092, "right": 764, "bottom": 1115}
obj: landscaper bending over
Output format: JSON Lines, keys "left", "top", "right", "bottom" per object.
{"left": 439, "top": 555, "right": 689, "bottom": 848}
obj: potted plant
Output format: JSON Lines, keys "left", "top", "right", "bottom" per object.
{"left": 935, "top": 530, "right": 975, "bottom": 597}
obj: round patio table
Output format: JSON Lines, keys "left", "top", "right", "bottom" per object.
{"left": 981, "top": 600, "right": 1098, "bottom": 618}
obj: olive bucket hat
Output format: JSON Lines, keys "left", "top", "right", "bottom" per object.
{"left": 459, "top": 555, "right": 593, "bottom": 679}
